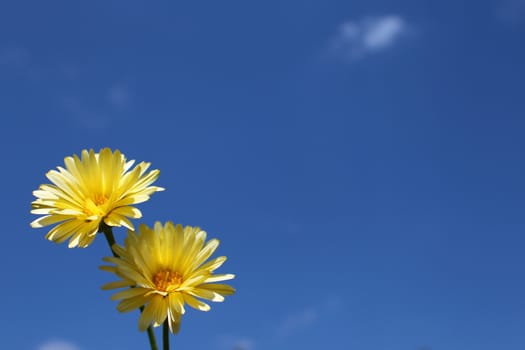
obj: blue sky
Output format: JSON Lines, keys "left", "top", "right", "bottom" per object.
{"left": 1, "top": 0, "right": 525, "bottom": 349}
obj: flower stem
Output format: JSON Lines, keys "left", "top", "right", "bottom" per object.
{"left": 100, "top": 222, "right": 118, "bottom": 257}
{"left": 100, "top": 222, "right": 159, "bottom": 350}
{"left": 163, "top": 320, "right": 170, "bottom": 350}
{"left": 147, "top": 326, "right": 159, "bottom": 350}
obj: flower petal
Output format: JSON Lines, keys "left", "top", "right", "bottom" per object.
{"left": 197, "top": 283, "right": 236, "bottom": 296}
{"left": 183, "top": 293, "right": 211, "bottom": 312}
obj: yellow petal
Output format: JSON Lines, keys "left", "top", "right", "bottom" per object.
{"left": 204, "top": 274, "right": 235, "bottom": 283}
{"left": 183, "top": 293, "right": 211, "bottom": 312}
{"left": 117, "top": 294, "right": 151, "bottom": 313}
{"left": 168, "top": 311, "right": 182, "bottom": 334}
{"left": 101, "top": 280, "right": 133, "bottom": 290}
{"left": 197, "top": 283, "right": 236, "bottom": 296}
{"left": 111, "top": 287, "right": 152, "bottom": 301}
{"left": 30, "top": 214, "right": 69, "bottom": 228}
{"left": 186, "top": 288, "right": 224, "bottom": 302}
{"left": 168, "top": 292, "right": 186, "bottom": 315}
{"left": 139, "top": 295, "right": 167, "bottom": 330}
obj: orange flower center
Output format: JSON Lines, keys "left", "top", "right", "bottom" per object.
{"left": 93, "top": 193, "right": 108, "bottom": 206}
{"left": 153, "top": 270, "right": 183, "bottom": 292}
{"left": 83, "top": 194, "right": 109, "bottom": 217}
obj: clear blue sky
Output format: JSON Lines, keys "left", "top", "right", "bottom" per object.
{"left": 1, "top": 1, "right": 525, "bottom": 349}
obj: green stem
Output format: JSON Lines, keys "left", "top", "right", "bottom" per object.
{"left": 100, "top": 222, "right": 118, "bottom": 257}
{"left": 100, "top": 222, "right": 159, "bottom": 350}
{"left": 163, "top": 320, "right": 170, "bottom": 350}
{"left": 147, "top": 326, "right": 159, "bottom": 350}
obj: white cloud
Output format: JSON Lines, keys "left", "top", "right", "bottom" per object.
{"left": 107, "top": 84, "right": 130, "bottom": 110}
{"left": 60, "top": 95, "right": 113, "bottom": 130}
{"left": 60, "top": 63, "right": 81, "bottom": 80}
{"left": 497, "top": 0, "right": 525, "bottom": 24}
{"left": 37, "top": 339, "right": 80, "bottom": 350}
{"left": 275, "top": 295, "right": 344, "bottom": 339}
{"left": 330, "top": 15, "right": 409, "bottom": 61}
{"left": 231, "top": 338, "right": 256, "bottom": 350}
{"left": 0, "top": 47, "right": 30, "bottom": 67}
{"left": 276, "top": 307, "right": 318, "bottom": 338}
{"left": 59, "top": 82, "right": 131, "bottom": 130}
{"left": 217, "top": 335, "right": 256, "bottom": 350}
{"left": 216, "top": 297, "right": 343, "bottom": 349}
{"left": 321, "top": 294, "right": 344, "bottom": 313}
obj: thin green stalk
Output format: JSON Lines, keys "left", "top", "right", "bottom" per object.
{"left": 100, "top": 223, "right": 159, "bottom": 350}
{"left": 100, "top": 222, "right": 118, "bottom": 257}
{"left": 147, "top": 326, "right": 159, "bottom": 350}
{"left": 163, "top": 320, "right": 170, "bottom": 350}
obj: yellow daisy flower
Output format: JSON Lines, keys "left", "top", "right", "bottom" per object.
{"left": 30, "top": 148, "right": 164, "bottom": 248}
{"left": 101, "top": 222, "right": 235, "bottom": 334}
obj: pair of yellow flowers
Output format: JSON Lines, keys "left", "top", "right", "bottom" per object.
{"left": 30, "top": 148, "right": 235, "bottom": 335}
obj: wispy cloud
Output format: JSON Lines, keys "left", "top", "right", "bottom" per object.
{"left": 276, "top": 295, "right": 343, "bottom": 339}
{"left": 59, "top": 63, "right": 81, "bottom": 80}
{"left": 276, "top": 307, "right": 318, "bottom": 338}
{"left": 330, "top": 15, "right": 409, "bottom": 61}
{"left": 37, "top": 339, "right": 80, "bottom": 350}
{"left": 216, "top": 335, "right": 256, "bottom": 350}
{"left": 59, "top": 82, "right": 132, "bottom": 130}
{"left": 231, "top": 338, "right": 256, "bottom": 350}
{"left": 60, "top": 95, "right": 112, "bottom": 130}
{"left": 0, "top": 47, "right": 29, "bottom": 67}
{"left": 107, "top": 83, "right": 131, "bottom": 110}
{"left": 216, "top": 297, "right": 342, "bottom": 349}
{"left": 496, "top": 0, "right": 525, "bottom": 25}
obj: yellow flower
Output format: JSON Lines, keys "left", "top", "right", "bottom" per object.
{"left": 101, "top": 222, "right": 235, "bottom": 334}
{"left": 30, "top": 148, "right": 164, "bottom": 248}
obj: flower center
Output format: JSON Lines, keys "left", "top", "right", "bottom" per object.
{"left": 153, "top": 270, "right": 183, "bottom": 292}
{"left": 93, "top": 193, "right": 108, "bottom": 206}
{"left": 83, "top": 194, "right": 109, "bottom": 217}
